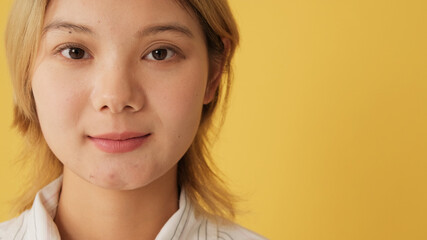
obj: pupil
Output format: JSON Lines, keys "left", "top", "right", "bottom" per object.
{"left": 69, "top": 48, "right": 85, "bottom": 59}
{"left": 152, "top": 49, "right": 167, "bottom": 60}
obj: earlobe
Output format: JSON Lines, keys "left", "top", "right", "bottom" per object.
{"left": 203, "top": 38, "right": 231, "bottom": 104}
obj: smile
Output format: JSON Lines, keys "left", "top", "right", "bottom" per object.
{"left": 88, "top": 132, "right": 151, "bottom": 153}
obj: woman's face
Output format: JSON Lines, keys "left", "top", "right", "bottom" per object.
{"left": 32, "top": 0, "right": 216, "bottom": 189}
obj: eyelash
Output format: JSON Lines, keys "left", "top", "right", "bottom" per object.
{"left": 54, "top": 43, "right": 183, "bottom": 62}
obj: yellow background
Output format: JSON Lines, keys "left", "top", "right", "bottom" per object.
{"left": 1, "top": 0, "right": 427, "bottom": 239}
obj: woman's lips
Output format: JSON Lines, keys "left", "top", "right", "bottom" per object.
{"left": 88, "top": 132, "right": 150, "bottom": 153}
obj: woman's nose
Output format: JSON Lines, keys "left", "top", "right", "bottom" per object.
{"left": 90, "top": 62, "right": 144, "bottom": 114}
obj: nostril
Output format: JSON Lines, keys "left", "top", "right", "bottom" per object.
{"left": 99, "top": 104, "right": 118, "bottom": 113}
{"left": 124, "top": 105, "right": 134, "bottom": 111}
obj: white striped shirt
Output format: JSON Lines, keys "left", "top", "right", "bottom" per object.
{"left": 0, "top": 176, "right": 266, "bottom": 240}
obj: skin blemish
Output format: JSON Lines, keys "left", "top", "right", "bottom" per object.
{"left": 108, "top": 173, "right": 116, "bottom": 180}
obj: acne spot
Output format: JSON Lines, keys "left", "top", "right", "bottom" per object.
{"left": 89, "top": 174, "right": 94, "bottom": 179}
{"left": 108, "top": 173, "right": 116, "bottom": 180}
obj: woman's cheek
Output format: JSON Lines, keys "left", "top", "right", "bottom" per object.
{"left": 171, "top": 83, "right": 206, "bottom": 141}
{"left": 32, "top": 63, "right": 88, "bottom": 134}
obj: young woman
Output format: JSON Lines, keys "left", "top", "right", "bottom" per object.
{"left": 0, "top": 0, "right": 265, "bottom": 239}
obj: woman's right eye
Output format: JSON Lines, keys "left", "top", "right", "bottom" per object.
{"left": 60, "top": 47, "right": 90, "bottom": 60}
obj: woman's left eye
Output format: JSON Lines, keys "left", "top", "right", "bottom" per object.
{"left": 145, "top": 48, "right": 176, "bottom": 61}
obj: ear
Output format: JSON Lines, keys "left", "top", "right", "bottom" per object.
{"left": 203, "top": 38, "right": 231, "bottom": 104}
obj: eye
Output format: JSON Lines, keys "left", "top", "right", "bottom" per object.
{"left": 145, "top": 48, "right": 175, "bottom": 61}
{"left": 60, "top": 47, "right": 90, "bottom": 60}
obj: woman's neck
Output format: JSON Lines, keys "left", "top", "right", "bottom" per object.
{"left": 54, "top": 167, "right": 179, "bottom": 240}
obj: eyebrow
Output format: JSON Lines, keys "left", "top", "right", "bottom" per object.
{"left": 137, "top": 24, "right": 194, "bottom": 39}
{"left": 42, "top": 20, "right": 94, "bottom": 36}
{"left": 42, "top": 20, "right": 194, "bottom": 39}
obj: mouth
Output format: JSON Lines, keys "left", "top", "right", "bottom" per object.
{"left": 88, "top": 132, "right": 151, "bottom": 154}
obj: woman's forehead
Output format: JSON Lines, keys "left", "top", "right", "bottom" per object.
{"left": 43, "top": 0, "right": 202, "bottom": 38}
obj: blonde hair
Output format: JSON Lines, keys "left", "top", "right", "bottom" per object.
{"left": 5, "top": 0, "right": 239, "bottom": 220}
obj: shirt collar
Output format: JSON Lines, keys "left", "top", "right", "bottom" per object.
{"left": 26, "top": 175, "right": 62, "bottom": 240}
